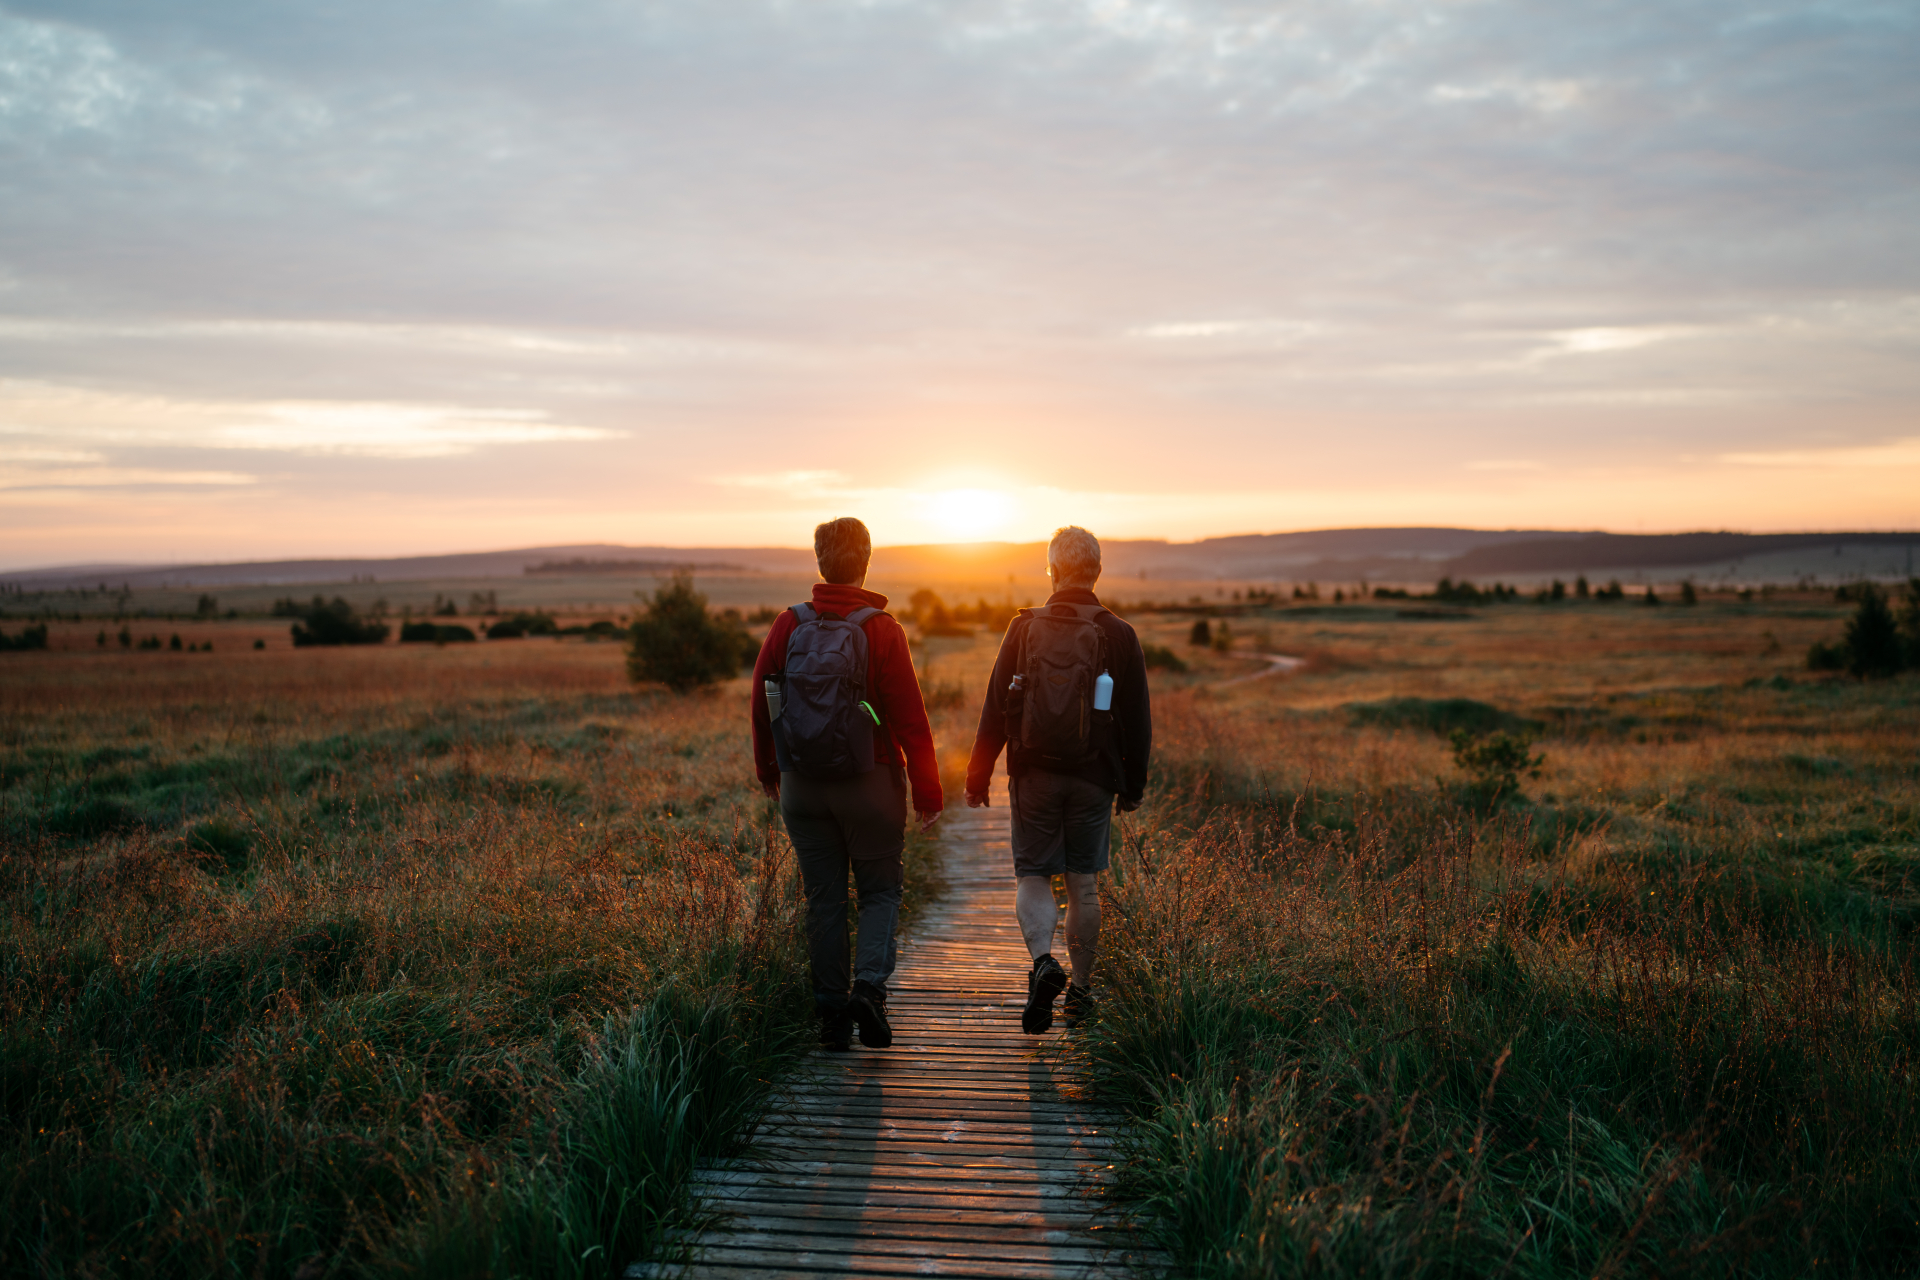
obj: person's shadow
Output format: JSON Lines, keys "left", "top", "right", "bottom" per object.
{"left": 776, "top": 1071, "right": 882, "bottom": 1249}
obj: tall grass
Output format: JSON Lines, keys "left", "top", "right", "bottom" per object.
{"left": 1, "top": 643, "right": 810, "bottom": 1278}
{"left": 1084, "top": 634, "right": 1920, "bottom": 1276}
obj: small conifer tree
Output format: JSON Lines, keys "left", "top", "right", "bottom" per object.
{"left": 1843, "top": 584, "right": 1904, "bottom": 678}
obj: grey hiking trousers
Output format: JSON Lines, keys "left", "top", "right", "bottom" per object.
{"left": 779, "top": 763, "right": 906, "bottom": 1004}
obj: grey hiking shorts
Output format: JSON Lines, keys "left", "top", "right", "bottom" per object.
{"left": 1010, "top": 768, "right": 1113, "bottom": 879}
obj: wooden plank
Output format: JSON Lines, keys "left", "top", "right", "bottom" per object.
{"left": 635, "top": 801, "right": 1152, "bottom": 1279}
{"left": 631, "top": 1245, "right": 1148, "bottom": 1279}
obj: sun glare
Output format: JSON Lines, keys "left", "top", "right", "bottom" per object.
{"left": 927, "top": 488, "right": 1014, "bottom": 541}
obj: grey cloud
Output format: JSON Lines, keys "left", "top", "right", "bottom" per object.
{"left": 0, "top": 0, "right": 1915, "bottom": 498}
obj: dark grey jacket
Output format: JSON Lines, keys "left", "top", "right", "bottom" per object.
{"left": 965, "top": 588, "right": 1152, "bottom": 804}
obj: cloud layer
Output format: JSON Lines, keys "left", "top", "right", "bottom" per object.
{"left": 1, "top": 0, "right": 1916, "bottom": 563}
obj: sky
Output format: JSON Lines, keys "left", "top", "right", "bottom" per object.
{"left": 1, "top": 0, "right": 1916, "bottom": 568}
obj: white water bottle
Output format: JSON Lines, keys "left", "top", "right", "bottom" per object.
{"left": 1093, "top": 670, "right": 1113, "bottom": 711}
{"left": 764, "top": 679, "right": 782, "bottom": 719}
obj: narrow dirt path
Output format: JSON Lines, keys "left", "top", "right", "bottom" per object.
{"left": 629, "top": 783, "right": 1161, "bottom": 1279}
{"left": 1216, "top": 650, "right": 1305, "bottom": 686}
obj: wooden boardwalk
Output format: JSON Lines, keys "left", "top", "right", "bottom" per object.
{"left": 630, "top": 788, "right": 1161, "bottom": 1279}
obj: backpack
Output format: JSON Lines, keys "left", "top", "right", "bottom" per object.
{"left": 1014, "top": 603, "right": 1109, "bottom": 762}
{"left": 770, "top": 603, "right": 883, "bottom": 779}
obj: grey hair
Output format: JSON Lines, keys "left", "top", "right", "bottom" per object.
{"left": 1047, "top": 526, "right": 1102, "bottom": 587}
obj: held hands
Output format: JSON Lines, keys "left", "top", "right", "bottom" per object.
{"left": 915, "top": 809, "right": 940, "bottom": 833}
{"left": 761, "top": 779, "right": 780, "bottom": 801}
{"left": 965, "top": 790, "right": 989, "bottom": 808}
{"left": 1115, "top": 796, "right": 1140, "bottom": 813}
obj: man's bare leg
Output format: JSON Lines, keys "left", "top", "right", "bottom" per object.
{"left": 1016, "top": 874, "right": 1069, "bottom": 1032}
{"left": 1015, "top": 874, "right": 1057, "bottom": 959}
{"left": 1062, "top": 871, "right": 1100, "bottom": 988}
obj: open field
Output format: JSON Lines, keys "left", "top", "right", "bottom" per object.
{"left": 1080, "top": 600, "right": 1920, "bottom": 1277}
{"left": 4, "top": 591, "right": 1916, "bottom": 1276}
{"left": 0, "top": 640, "right": 824, "bottom": 1278}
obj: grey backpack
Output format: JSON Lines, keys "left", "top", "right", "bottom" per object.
{"left": 1015, "top": 603, "right": 1109, "bottom": 762}
{"left": 771, "top": 603, "right": 882, "bottom": 779}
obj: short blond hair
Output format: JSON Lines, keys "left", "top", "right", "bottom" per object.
{"left": 1048, "top": 526, "right": 1101, "bottom": 588}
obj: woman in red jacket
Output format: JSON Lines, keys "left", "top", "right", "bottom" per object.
{"left": 751, "top": 517, "right": 942, "bottom": 1051}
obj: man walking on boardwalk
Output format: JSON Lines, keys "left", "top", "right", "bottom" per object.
{"left": 752, "top": 517, "right": 943, "bottom": 1052}
{"left": 965, "top": 526, "right": 1152, "bottom": 1033}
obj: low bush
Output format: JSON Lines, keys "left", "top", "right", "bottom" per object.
{"left": 0, "top": 624, "right": 47, "bottom": 652}
{"left": 1447, "top": 726, "right": 1545, "bottom": 809}
{"left": 288, "top": 597, "right": 390, "bottom": 647}
{"left": 557, "top": 620, "right": 622, "bottom": 640}
{"left": 1348, "top": 696, "right": 1535, "bottom": 738}
{"left": 1189, "top": 619, "right": 1212, "bottom": 647}
{"left": 400, "top": 622, "right": 478, "bottom": 643}
{"left": 488, "top": 611, "right": 560, "bottom": 639}
{"left": 1143, "top": 643, "right": 1188, "bottom": 672}
{"left": 626, "top": 573, "right": 756, "bottom": 693}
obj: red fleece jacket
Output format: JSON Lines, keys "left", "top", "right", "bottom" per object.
{"left": 750, "top": 584, "right": 943, "bottom": 814}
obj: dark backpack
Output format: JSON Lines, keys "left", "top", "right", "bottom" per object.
{"left": 1015, "top": 603, "right": 1108, "bottom": 761}
{"left": 771, "top": 603, "right": 882, "bottom": 779}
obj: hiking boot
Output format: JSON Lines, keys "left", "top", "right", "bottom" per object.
{"left": 848, "top": 980, "right": 893, "bottom": 1049}
{"left": 815, "top": 994, "right": 852, "bottom": 1052}
{"left": 1023, "top": 954, "right": 1068, "bottom": 1034}
{"left": 1063, "top": 982, "right": 1096, "bottom": 1025}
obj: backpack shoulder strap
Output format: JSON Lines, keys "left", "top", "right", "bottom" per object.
{"left": 846, "top": 606, "right": 883, "bottom": 626}
{"left": 791, "top": 602, "right": 817, "bottom": 623}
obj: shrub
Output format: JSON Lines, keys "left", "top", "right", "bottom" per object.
{"left": 487, "top": 611, "right": 560, "bottom": 639}
{"left": 1350, "top": 696, "right": 1536, "bottom": 738}
{"left": 1143, "top": 643, "right": 1188, "bottom": 672}
{"left": 1448, "top": 726, "right": 1544, "bottom": 809}
{"left": 288, "top": 597, "right": 390, "bottom": 647}
{"left": 1680, "top": 581, "right": 1698, "bottom": 605}
{"left": 0, "top": 623, "right": 48, "bottom": 651}
{"left": 626, "top": 573, "right": 754, "bottom": 692}
{"left": 1188, "top": 619, "right": 1212, "bottom": 647}
{"left": 907, "top": 589, "right": 973, "bottom": 638}
{"left": 557, "top": 619, "right": 622, "bottom": 640}
{"left": 1842, "top": 584, "right": 1904, "bottom": 678}
{"left": 400, "top": 622, "right": 477, "bottom": 644}
{"left": 1210, "top": 621, "right": 1233, "bottom": 652}
{"left": 195, "top": 594, "right": 218, "bottom": 618}
{"left": 169, "top": 633, "right": 183, "bottom": 651}
{"left": 1643, "top": 586, "right": 1660, "bottom": 606}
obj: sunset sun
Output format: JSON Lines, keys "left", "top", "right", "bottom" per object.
{"left": 927, "top": 488, "right": 1014, "bottom": 541}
